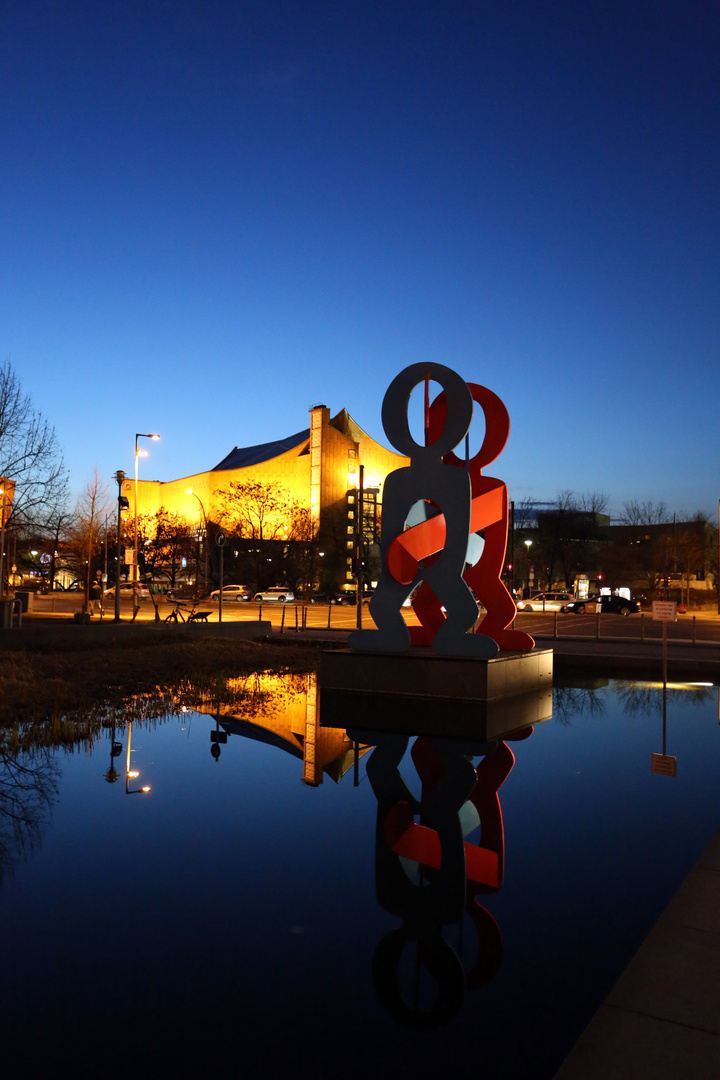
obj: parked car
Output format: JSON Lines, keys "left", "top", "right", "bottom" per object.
{"left": 564, "top": 594, "right": 641, "bottom": 616}
{"left": 344, "top": 590, "right": 373, "bottom": 605}
{"left": 104, "top": 583, "right": 150, "bottom": 600}
{"left": 516, "top": 591, "right": 574, "bottom": 613}
{"left": 210, "top": 584, "right": 251, "bottom": 602}
{"left": 253, "top": 588, "right": 295, "bottom": 603}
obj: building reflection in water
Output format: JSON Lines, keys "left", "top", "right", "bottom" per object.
{"left": 193, "top": 672, "right": 371, "bottom": 785}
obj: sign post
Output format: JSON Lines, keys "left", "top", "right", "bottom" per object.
{"left": 215, "top": 531, "right": 226, "bottom": 622}
{"left": 651, "top": 600, "right": 678, "bottom": 776}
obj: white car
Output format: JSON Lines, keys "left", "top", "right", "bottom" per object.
{"left": 253, "top": 588, "right": 295, "bottom": 603}
{"left": 210, "top": 584, "right": 251, "bottom": 602}
{"left": 516, "top": 591, "right": 573, "bottom": 613}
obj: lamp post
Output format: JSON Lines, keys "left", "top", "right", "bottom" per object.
{"left": 187, "top": 489, "right": 208, "bottom": 596}
{"left": 134, "top": 433, "right": 160, "bottom": 615}
{"left": 114, "top": 470, "right": 127, "bottom": 622}
{"left": 524, "top": 539, "right": 533, "bottom": 596}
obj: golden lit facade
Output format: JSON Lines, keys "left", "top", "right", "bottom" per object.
{"left": 129, "top": 404, "right": 408, "bottom": 582}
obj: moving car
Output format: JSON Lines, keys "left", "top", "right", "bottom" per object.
{"left": 104, "top": 582, "right": 150, "bottom": 600}
{"left": 210, "top": 584, "right": 251, "bottom": 602}
{"left": 516, "top": 591, "right": 574, "bottom": 613}
{"left": 564, "top": 594, "right": 641, "bottom": 616}
{"left": 253, "top": 587, "right": 295, "bottom": 603}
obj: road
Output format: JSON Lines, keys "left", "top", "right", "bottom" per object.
{"left": 25, "top": 594, "right": 720, "bottom": 644}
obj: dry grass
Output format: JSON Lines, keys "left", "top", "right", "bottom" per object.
{"left": 0, "top": 632, "right": 330, "bottom": 724}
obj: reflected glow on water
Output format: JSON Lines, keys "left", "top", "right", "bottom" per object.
{"left": 1, "top": 675, "right": 719, "bottom": 1079}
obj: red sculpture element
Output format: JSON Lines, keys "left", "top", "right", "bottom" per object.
{"left": 387, "top": 381, "right": 534, "bottom": 652}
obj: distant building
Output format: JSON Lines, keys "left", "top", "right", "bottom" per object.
{"left": 130, "top": 404, "right": 407, "bottom": 587}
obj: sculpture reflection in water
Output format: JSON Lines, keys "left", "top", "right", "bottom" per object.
{"left": 351, "top": 723, "right": 533, "bottom": 1028}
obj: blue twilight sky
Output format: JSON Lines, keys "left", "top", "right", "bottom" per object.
{"left": 1, "top": 0, "right": 718, "bottom": 520}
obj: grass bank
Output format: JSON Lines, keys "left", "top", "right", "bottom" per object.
{"left": 0, "top": 626, "right": 332, "bottom": 724}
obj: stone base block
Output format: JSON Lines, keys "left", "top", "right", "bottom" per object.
{"left": 320, "top": 647, "right": 553, "bottom": 741}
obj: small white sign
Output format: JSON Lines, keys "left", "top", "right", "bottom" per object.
{"left": 652, "top": 601, "right": 677, "bottom": 622}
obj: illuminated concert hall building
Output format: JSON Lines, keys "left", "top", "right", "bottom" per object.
{"left": 130, "top": 404, "right": 407, "bottom": 585}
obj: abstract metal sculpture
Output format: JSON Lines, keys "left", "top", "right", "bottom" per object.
{"left": 349, "top": 363, "right": 534, "bottom": 655}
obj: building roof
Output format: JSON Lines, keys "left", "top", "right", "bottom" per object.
{"left": 212, "top": 428, "right": 310, "bottom": 471}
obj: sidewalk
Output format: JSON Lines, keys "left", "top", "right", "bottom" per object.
{"left": 553, "top": 830, "right": 720, "bottom": 1079}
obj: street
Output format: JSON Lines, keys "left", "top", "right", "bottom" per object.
{"left": 25, "top": 594, "right": 720, "bottom": 645}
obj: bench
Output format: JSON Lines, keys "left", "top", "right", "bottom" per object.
{"left": 188, "top": 610, "right": 211, "bottom": 623}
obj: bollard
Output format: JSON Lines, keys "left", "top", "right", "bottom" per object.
{"left": 280, "top": 605, "right": 286, "bottom": 633}
{"left": 258, "top": 603, "right": 263, "bottom": 622}
{"left": 595, "top": 611, "right": 601, "bottom": 640}
{"left": 294, "top": 604, "right": 299, "bottom": 632}
{"left": 641, "top": 613, "right": 645, "bottom": 641}
{"left": 553, "top": 611, "right": 558, "bottom": 639}
{"left": 327, "top": 604, "right": 332, "bottom": 629}
{"left": 693, "top": 614, "right": 696, "bottom": 645}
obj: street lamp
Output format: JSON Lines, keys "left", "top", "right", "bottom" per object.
{"left": 187, "top": 489, "right": 208, "bottom": 596}
{"left": 134, "top": 433, "right": 160, "bottom": 614}
{"left": 524, "top": 539, "right": 533, "bottom": 596}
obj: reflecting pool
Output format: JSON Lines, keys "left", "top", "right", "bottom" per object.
{"left": 1, "top": 674, "right": 719, "bottom": 1080}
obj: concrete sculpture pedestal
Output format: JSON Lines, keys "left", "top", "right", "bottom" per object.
{"left": 320, "top": 648, "right": 553, "bottom": 741}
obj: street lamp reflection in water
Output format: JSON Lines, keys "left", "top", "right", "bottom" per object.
{"left": 125, "top": 721, "right": 152, "bottom": 795}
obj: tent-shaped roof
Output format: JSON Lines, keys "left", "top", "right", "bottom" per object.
{"left": 212, "top": 428, "right": 310, "bottom": 471}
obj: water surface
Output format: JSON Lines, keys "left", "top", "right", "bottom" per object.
{"left": 1, "top": 674, "right": 718, "bottom": 1079}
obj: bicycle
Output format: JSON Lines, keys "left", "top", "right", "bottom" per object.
{"left": 164, "top": 598, "right": 211, "bottom": 623}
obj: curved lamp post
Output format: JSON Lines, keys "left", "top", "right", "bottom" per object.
{"left": 187, "top": 488, "right": 208, "bottom": 596}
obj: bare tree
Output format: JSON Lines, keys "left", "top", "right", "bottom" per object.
{"left": 136, "top": 509, "right": 194, "bottom": 589}
{"left": 67, "top": 470, "right": 112, "bottom": 612}
{"left": 0, "top": 359, "right": 68, "bottom": 528}
{"left": 576, "top": 491, "right": 609, "bottom": 515}
{"left": 619, "top": 500, "right": 671, "bottom": 525}
{"left": 218, "top": 481, "right": 317, "bottom": 591}
{"left": 513, "top": 497, "right": 540, "bottom": 530}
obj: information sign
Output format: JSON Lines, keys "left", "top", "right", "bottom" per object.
{"left": 652, "top": 601, "right": 677, "bottom": 622}
{"left": 651, "top": 753, "right": 677, "bottom": 777}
